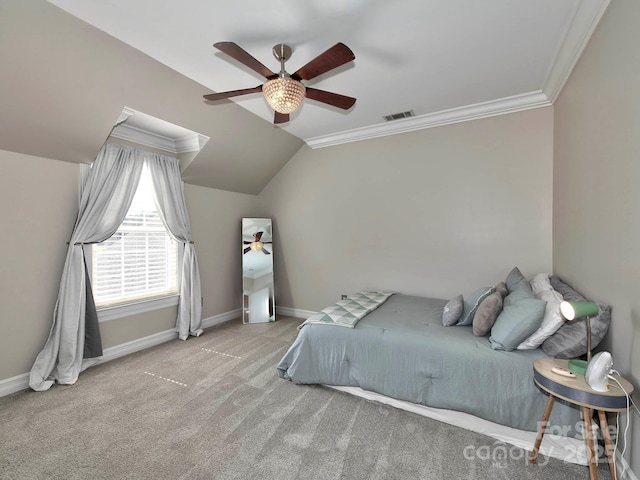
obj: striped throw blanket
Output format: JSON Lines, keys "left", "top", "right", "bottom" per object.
{"left": 299, "top": 291, "right": 394, "bottom": 329}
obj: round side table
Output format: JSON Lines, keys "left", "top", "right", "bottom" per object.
{"left": 529, "top": 358, "right": 633, "bottom": 480}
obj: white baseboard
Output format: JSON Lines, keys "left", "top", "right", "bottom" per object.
{"left": 277, "top": 306, "right": 316, "bottom": 319}
{"left": 202, "top": 308, "right": 241, "bottom": 329}
{"left": 0, "top": 373, "right": 30, "bottom": 398}
{"left": 0, "top": 308, "right": 240, "bottom": 398}
{"left": 100, "top": 328, "right": 178, "bottom": 363}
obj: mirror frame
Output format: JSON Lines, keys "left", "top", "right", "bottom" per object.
{"left": 241, "top": 218, "right": 275, "bottom": 324}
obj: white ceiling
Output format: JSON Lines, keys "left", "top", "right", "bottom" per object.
{"left": 47, "top": 0, "right": 609, "bottom": 148}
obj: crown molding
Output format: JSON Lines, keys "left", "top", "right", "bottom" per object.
{"left": 115, "top": 106, "right": 135, "bottom": 125}
{"left": 304, "top": 0, "right": 610, "bottom": 150}
{"left": 111, "top": 107, "right": 210, "bottom": 155}
{"left": 542, "top": 0, "right": 611, "bottom": 103}
{"left": 111, "top": 123, "right": 183, "bottom": 154}
{"left": 175, "top": 133, "right": 210, "bottom": 154}
{"left": 305, "top": 91, "right": 551, "bottom": 149}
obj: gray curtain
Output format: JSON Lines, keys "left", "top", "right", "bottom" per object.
{"left": 29, "top": 143, "right": 144, "bottom": 391}
{"left": 146, "top": 152, "right": 203, "bottom": 340}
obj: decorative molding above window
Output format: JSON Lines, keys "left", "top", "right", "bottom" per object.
{"left": 110, "top": 107, "right": 209, "bottom": 155}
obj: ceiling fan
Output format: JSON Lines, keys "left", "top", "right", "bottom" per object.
{"left": 204, "top": 42, "right": 356, "bottom": 124}
{"left": 243, "top": 231, "right": 272, "bottom": 255}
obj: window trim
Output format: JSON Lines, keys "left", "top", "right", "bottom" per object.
{"left": 84, "top": 222, "right": 184, "bottom": 324}
{"left": 96, "top": 293, "right": 180, "bottom": 323}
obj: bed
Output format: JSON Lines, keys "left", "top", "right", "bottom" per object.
{"left": 276, "top": 272, "right": 609, "bottom": 465}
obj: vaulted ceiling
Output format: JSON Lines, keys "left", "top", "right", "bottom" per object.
{"left": 0, "top": 1, "right": 609, "bottom": 194}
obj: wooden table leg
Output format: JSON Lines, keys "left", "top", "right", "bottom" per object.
{"left": 583, "top": 407, "right": 598, "bottom": 480}
{"left": 598, "top": 410, "right": 617, "bottom": 480}
{"left": 529, "top": 394, "right": 555, "bottom": 464}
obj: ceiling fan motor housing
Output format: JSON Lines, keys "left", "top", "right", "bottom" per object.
{"left": 272, "top": 44, "right": 293, "bottom": 64}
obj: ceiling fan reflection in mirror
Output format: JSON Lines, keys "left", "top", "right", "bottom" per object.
{"left": 203, "top": 42, "right": 356, "bottom": 124}
{"left": 243, "top": 231, "right": 272, "bottom": 255}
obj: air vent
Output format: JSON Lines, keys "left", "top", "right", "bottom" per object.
{"left": 383, "top": 110, "right": 415, "bottom": 122}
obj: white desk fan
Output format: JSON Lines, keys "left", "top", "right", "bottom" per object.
{"left": 585, "top": 351, "right": 613, "bottom": 392}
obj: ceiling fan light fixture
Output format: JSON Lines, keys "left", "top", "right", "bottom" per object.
{"left": 263, "top": 77, "right": 306, "bottom": 114}
{"left": 250, "top": 241, "right": 264, "bottom": 252}
{"left": 206, "top": 42, "right": 355, "bottom": 123}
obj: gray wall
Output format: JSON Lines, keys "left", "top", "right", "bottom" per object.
{"left": 0, "top": 148, "right": 258, "bottom": 381}
{"left": 0, "top": 150, "right": 78, "bottom": 380}
{"left": 553, "top": 0, "right": 640, "bottom": 472}
{"left": 259, "top": 107, "right": 554, "bottom": 311}
{"left": 1, "top": 1, "right": 302, "bottom": 196}
{"left": 1, "top": 106, "right": 556, "bottom": 420}
{"left": 185, "top": 183, "right": 259, "bottom": 317}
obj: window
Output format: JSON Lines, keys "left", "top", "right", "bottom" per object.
{"left": 91, "top": 165, "right": 179, "bottom": 309}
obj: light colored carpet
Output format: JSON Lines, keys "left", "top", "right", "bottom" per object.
{"left": 0, "top": 316, "right": 610, "bottom": 479}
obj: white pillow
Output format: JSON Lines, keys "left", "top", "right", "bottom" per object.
{"left": 517, "top": 287, "right": 564, "bottom": 350}
{"left": 530, "top": 273, "right": 552, "bottom": 296}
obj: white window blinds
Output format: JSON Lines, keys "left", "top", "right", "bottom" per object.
{"left": 92, "top": 166, "right": 178, "bottom": 308}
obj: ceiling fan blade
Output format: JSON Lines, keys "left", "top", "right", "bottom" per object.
{"left": 214, "top": 42, "right": 276, "bottom": 79}
{"left": 262, "top": 248, "right": 271, "bottom": 255}
{"left": 305, "top": 87, "right": 356, "bottom": 110}
{"left": 255, "top": 231, "right": 263, "bottom": 241}
{"left": 292, "top": 43, "right": 355, "bottom": 81}
{"left": 274, "top": 111, "right": 289, "bottom": 124}
{"left": 203, "top": 85, "right": 263, "bottom": 102}
{"left": 243, "top": 246, "right": 251, "bottom": 254}
{"left": 243, "top": 241, "right": 252, "bottom": 244}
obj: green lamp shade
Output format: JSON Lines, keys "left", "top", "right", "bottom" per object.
{"left": 560, "top": 301, "right": 599, "bottom": 320}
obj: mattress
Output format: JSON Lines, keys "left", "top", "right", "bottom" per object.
{"left": 277, "top": 294, "right": 581, "bottom": 433}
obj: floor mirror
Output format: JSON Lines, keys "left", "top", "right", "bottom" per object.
{"left": 242, "top": 218, "right": 275, "bottom": 324}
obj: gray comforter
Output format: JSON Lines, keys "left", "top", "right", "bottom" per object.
{"left": 277, "top": 294, "right": 580, "bottom": 432}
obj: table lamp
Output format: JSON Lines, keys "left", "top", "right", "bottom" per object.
{"left": 560, "top": 301, "right": 599, "bottom": 375}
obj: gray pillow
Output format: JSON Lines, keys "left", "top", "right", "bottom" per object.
{"left": 549, "top": 276, "right": 587, "bottom": 302}
{"left": 457, "top": 286, "right": 496, "bottom": 326}
{"left": 489, "top": 286, "right": 546, "bottom": 351}
{"left": 442, "top": 295, "right": 464, "bottom": 326}
{"left": 472, "top": 292, "right": 503, "bottom": 337}
{"left": 505, "top": 266, "right": 529, "bottom": 292}
{"left": 494, "top": 281, "right": 508, "bottom": 298}
{"left": 541, "top": 276, "right": 611, "bottom": 359}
